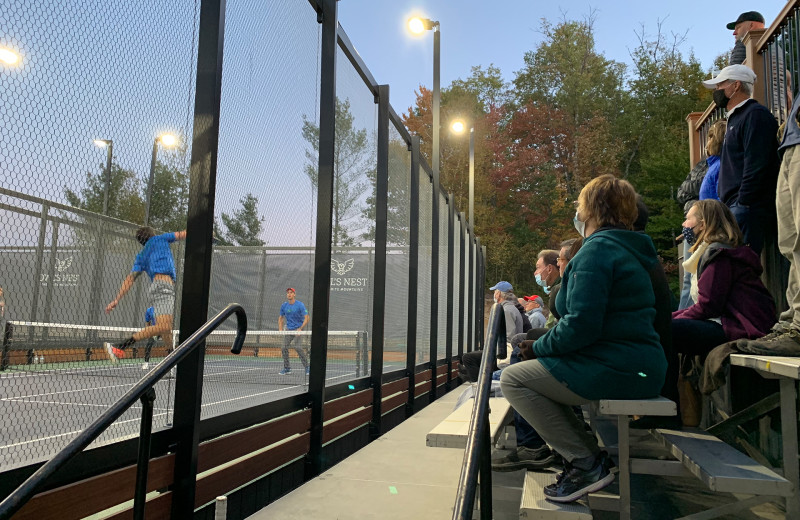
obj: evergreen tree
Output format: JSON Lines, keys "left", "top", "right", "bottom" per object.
{"left": 218, "top": 193, "right": 265, "bottom": 246}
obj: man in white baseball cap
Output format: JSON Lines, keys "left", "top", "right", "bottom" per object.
{"left": 702, "top": 64, "right": 779, "bottom": 255}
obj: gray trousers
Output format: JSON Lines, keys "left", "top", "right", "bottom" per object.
{"left": 500, "top": 359, "right": 598, "bottom": 462}
{"left": 281, "top": 332, "right": 309, "bottom": 369}
{"left": 777, "top": 145, "right": 800, "bottom": 328}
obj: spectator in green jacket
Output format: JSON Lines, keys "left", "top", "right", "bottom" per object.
{"left": 500, "top": 174, "right": 667, "bottom": 503}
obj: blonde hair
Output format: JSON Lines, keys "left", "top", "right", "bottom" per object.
{"left": 578, "top": 174, "right": 638, "bottom": 230}
{"left": 689, "top": 199, "right": 743, "bottom": 252}
{"left": 706, "top": 120, "right": 726, "bottom": 157}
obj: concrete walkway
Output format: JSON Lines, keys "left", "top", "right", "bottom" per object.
{"left": 248, "top": 388, "right": 470, "bottom": 519}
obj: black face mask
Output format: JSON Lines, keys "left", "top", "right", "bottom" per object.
{"left": 713, "top": 88, "right": 730, "bottom": 109}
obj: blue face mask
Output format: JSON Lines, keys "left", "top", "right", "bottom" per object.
{"left": 535, "top": 270, "right": 551, "bottom": 294}
{"left": 573, "top": 211, "right": 586, "bottom": 237}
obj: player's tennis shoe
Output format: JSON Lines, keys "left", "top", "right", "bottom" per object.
{"left": 141, "top": 362, "right": 150, "bottom": 370}
{"left": 104, "top": 342, "right": 120, "bottom": 363}
{"left": 279, "top": 368, "right": 291, "bottom": 375}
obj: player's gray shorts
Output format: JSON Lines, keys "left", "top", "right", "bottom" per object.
{"left": 148, "top": 280, "right": 175, "bottom": 317}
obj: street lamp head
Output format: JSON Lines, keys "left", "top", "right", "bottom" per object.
{"left": 408, "top": 17, "right": 437, "bottom": 34}
{"left": 0, "top": 48, "right": 20, "bottom": 66}
{"left": 451, "top": 120, "right": 466, "bottom": 134}
{"left": 93, "top": 139, "right": 112, "bottom": 147}
{"left": 159, "top": 133, "right": 178, "bottom": 147}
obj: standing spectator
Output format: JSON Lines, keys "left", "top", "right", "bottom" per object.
{"left": 278, "top": 288, "right": 310, "bottom": 375}
{"left": 520, "top": 295, "right": 546, "bottom": 329}
{"left": 757, "top": 93, "right": 800, "bottom": 346}
{"left": 728, "top": 11, "right": 765, "bottom": 66}
{"left": 0, "top": 285, "right": 5, "bottom": 320}
{"left": 703, "top": 64, "right": 780, "bottom": 255}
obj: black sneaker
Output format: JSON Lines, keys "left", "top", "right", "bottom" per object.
{"left": 491, "top": 445, "right": 558, "bottom": 472}
{"left": 543, "top": 456, "right": 614, "bottom": 503}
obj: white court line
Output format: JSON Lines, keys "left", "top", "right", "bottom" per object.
{"left": 1, "top": 371, "right": 359, "bottom": 451}
{"left": 0, "top": 412, "right": 171, "bottom": 450}
{"left": 2, "top": 382, "right": 133, "bottom": 400}
{"left": 200, "top": 371, "right": 357, "bottom": 408}
{"left": 2, "top": 397, "right": 171, "bottom": 412}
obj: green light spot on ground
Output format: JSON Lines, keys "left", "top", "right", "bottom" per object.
{"left": 348, "top": 385, "right": 355, "bottom": 390}
{"left": 389, "top": 486, "right": 398, "bottom": 494}
{"left": 638, "top": 372, "right": 647, "bottom": 377}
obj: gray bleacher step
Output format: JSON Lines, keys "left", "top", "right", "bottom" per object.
{"left": 426, "top": 396, "right": 513, "bottom": 449}
{"left": 592, "top": 415, "right": 674, "bottom": 460}
{"left": 520, "top": 471, "right": 593, "bottom": 519}
{"left": 654, "top": 428, "right": 794, "bottom": 497}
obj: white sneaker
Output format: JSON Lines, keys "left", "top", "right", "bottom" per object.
{"left": 141, "top": 362, "right": 150, "bottom": 370}
{"left": 104, "top": 342, "right": 119, "bottom": 363}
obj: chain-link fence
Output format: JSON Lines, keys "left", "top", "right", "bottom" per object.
{"left": 0, "top": 0, "right": 484, "bottom": 475}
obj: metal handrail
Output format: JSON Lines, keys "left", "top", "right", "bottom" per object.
{"left": 0, "top": 303, "right": 248, "bottom": 520}
{"left": 452, "top": 302, "right": 505, "bottom": 520}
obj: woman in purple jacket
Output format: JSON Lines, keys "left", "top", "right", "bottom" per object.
{"left": 672, "top": 200, "right": 776, "bottom": 362}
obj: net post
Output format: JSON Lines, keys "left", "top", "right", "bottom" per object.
{"left": 1, "top": 322, "right": 12, "bottom": 371}
{"left": 214, "top": 496, "right": 227, "bottom": 520}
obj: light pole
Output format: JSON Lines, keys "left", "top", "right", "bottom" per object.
{"left": 93, "top": 139, "right": 113, "bottom": 215}
{"left": 451, "top": 120, "right": 475, "bottom": 227}
{"left": 144, "top": 133, "right": 178, "bottom": 226}
{"left": 408, "top": 16, "right": 441, "bottom": 178}
{"left": 0, "top": 48, "right": 20, "bottom": 66}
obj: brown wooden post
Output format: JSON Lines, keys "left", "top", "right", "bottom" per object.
{"left": 744, "top": 28, "right": 767, "bottom": 104}
{"left": 686, "top": 112, "right": 704, "bottom": 168}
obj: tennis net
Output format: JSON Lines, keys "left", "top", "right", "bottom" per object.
{"left": 1, "top": 321, "right": 369, "bottom": 381}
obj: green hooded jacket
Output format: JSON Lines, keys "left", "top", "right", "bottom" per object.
{"left": 531, "top": 228, "right": 667, "bottom": 400}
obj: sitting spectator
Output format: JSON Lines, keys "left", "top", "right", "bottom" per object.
{"left": 677, "top": 120, "right": 726, "bottom": 310}
{"left": 520, "top": 295, "right": 546, "bottom": 329}
{"left": 671, "top": 200, "right": 776, "bottom": 384}
{"left": 460, "top": 281, "right": 522, "bottom": 383}
{"left": 500, "top": 174, "right": 667, "bottom": 503}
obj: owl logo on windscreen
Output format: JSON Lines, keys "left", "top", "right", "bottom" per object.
{"left": 331, "top": 258, "right": 354, "bottom": 275}
{"left": 55, "top": 257, "right": 73, "bottom": 272}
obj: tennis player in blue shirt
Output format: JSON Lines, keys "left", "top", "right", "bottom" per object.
{"left": 104, "top": 226, "right": 186, "bottom": 364}
{"left": 278, "top": 288, "right": 309, "bottom": 375}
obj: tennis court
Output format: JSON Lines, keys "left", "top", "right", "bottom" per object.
{"left": 0, "top": 321, "right": 381, "bottom": 471}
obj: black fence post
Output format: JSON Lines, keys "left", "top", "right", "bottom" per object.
{"left": 307, "top": 0, "right": 337, "bottom": 479}
{"left": 370, "top": 84, "right": 390, "bottom": 438}
{"left": 479, "top": 243, "right": 486, "bottom": 349}
{"left": 429, "top": 175, "right": 440, "bottom": 402}
{"left": 405, "top": 137, "right": 421, "bottom": 417}
{"left": 458, "top": 212, "right": 466, "bottom": 371}
{"left": 445, "top": 194, "right": 455, "bottom": 391}
{"left": 169, "top": 0, "right": 226, "bottom": 515}
{"left": 466, "top": 227, "right": 473, "bottom": 355}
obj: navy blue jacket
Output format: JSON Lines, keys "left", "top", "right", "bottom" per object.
{"left": 718, "top": 99, "right": 779, "bottom": 209}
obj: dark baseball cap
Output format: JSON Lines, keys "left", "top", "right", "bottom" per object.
{"left": 726, "top": 11, "right": 765, "bottom": 30}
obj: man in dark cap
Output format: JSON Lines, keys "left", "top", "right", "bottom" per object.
{"left": 728, "top": 11, "right": 765, "bottom": 65}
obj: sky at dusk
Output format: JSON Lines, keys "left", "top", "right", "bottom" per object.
{"left": 337, "top": 0, "right": 784, "bottom": 116}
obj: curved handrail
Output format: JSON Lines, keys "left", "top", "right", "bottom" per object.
{"left": 0, "top": 303, "right": 247, "bottom": 519}
{"left": 452, "top": 302, "right": 505, "bottom": 520}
